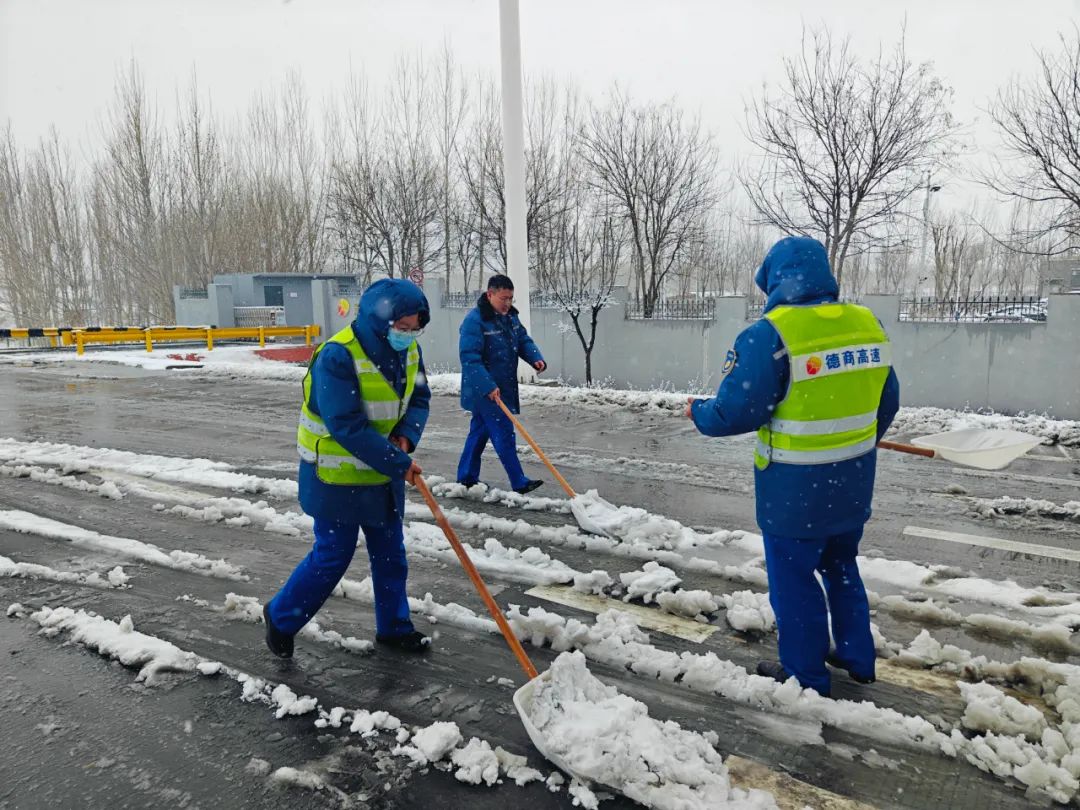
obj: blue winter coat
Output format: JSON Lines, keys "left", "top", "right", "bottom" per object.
{"left": 459, "top": 294, "right": 544, "bottom": 413}
{"left": 690, "top": 237, "right": 900, "bottom": 539}
{"left": 298, "top": 279, "right": 431, "bottom": 527}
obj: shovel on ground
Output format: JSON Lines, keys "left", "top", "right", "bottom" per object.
{"left": 878, "top": 428, "right": 1043, "bottom": 470}
{"left": 493, "top": 396, "right": 620, "bottom": 539}
{"left": 413, "top": 475, "right": 582, "bottom": 778}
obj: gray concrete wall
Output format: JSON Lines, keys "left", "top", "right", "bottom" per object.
{"left": 418, "top": 279, "right": 744, "bottom": 393}
{"left": 416, "top": 279, "right": 1079, "bottom": 418}
{"left": 172, "top": 289, "right": 213, "bottom": 326}
{"left": 863, "top": 294, "right": 1078, "bottom": 420}
{"left": 208, "top": 284, "right": 235, "bottom": 328}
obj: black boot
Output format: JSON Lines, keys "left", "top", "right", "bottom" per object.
{"left": 513, "top": 480, "right": 544, "bottom": 495}
{"left": 376, "top": 630, "right": 432, "bottom": 653}
{"left": 826, "top": 653, "right": 876, "bottom": 684}
{"left": 756, "top": 660, "right": 791, "bottom": 683}
{"left": 262, "top": 604, "right": 294, "bottom": 659}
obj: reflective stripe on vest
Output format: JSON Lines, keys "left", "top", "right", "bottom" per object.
{"left": 297, "top": 326, "right": 419, "bottom": 485}
{"left": 755, "top": 303, "right": 890, "bottom": 470}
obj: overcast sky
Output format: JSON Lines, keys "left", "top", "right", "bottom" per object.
{"left": 3, "top": 0, "right": 1079, "bottom": 215}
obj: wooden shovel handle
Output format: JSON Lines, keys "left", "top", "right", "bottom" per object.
{"left": 494, "top": 396, "right": 577, "bottom": 499}
{"left": 414, "top": 476, "right": 538, "bottom": 680}
{"left": 877, "top": 440, "right": 937, "bottom": 459}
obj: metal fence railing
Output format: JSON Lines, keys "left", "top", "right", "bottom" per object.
{"left": 441, "top": 292, "right": 476, "bottom": 309}
{"left": 899, "top": 296, "right": 1047, "bottom": 323}
{"left": 233, "top": 306, "right": 287, "bottom": 327}
{"left": 178, "top": 288, "right": 209, "bottom": 300}
{"left": 626, "top": 297, "right": 716, "bottom": 320}
{"left": 441, "top": 290, "right": 600, "bottom": 311}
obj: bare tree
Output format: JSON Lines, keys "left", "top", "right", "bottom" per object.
{"left": 929, "top": 212, "right": 973, "bottom": 301}
{"left": 435, "top": 44, "right": 469, "bottom": 284}
{"left": 985, "top": 29, "right": 1080, "bottom": 252}
{"left": 537, "top": 193, "right": 626, "bottom": 385}
{"left": 580, "top": 90, "right": 718, "bottom": 317}
{"left": 330, "top": 60, "right": 441, "bottom": 280}
{"left": 741, "top": 28, "right": 955, "bottom": 288}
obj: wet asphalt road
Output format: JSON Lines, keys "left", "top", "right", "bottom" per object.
{"left": 1, "top": 358, "right": 1079, "bottom": 809}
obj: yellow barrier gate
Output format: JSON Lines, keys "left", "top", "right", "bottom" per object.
{"left": 71, "top": 325, "right": 321, "bottom": 355}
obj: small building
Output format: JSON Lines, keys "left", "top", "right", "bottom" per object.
{"left": 173, "top": 273, "right": 365, "bottom": 340}
{"left": 1042, "top": 257, "right": 1080, "bottom": 294}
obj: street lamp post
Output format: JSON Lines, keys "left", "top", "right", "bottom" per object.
{"left": 498, "top": 0, "right": 535, "bottom": 383}
{"left": 918, "top": 170, "right": 942, "bottom": 296}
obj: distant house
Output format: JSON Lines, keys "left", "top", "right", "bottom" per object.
{"left": 173, "top": 273, "right": 366, "bottom": 340}
{"left": 1042, "top": 257, "right": 1080, "bottom": 294}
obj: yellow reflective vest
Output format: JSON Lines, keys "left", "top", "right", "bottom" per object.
{"left": 755, "top": 303, "right": 891, "bottom": 470}
{"left": 296, "top": 326, "right": 419, "bottom": 485}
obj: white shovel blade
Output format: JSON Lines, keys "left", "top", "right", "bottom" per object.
{"left": 568, "top": 492, "right": 621, "bottom": 539}
{"left": 911, "top": 428, "right": 1043, "bottom": 470}
{"left": 513, "top": 673, "right": 601, "bottom": 788}
{"left": 513, "top": 674, "right": 575, "bottom": 775}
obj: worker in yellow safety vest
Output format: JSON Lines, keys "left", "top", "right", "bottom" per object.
{"left": 687, "top": 237, "right": 900, "bottom": 697}
{"left": 264, "top": 279, "right": 432, "bottom": 658}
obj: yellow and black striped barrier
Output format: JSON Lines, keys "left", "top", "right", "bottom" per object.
{"left": 2, "top": 325, "right": 321, "bottom": 354}
{"left": 0, "top": 327, "right": 73, "bottom": 348}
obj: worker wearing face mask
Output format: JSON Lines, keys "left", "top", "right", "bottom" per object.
{"left": 264, "top": 278, "right": 432, "bottom": 658}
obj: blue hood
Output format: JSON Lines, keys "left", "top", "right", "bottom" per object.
{"left": 350, "top": 279, "right": 430, "bottom": 386}
{"left": 354, "top": 278, "right": 431, "bottom": 339}
{"left": 755, "top": 237, "right": 839, "bottom": 313}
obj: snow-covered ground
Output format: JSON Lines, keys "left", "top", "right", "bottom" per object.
{"left": 3, "top": 350, "right": 1080, "bottom": 808}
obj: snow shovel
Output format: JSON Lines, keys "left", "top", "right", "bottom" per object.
{"left": 414, "top": 476, "right": 618, "bottom": 787}
{"left": 415, "top": 475, "right": 538, "bottom": 679}
{"left": 878, "top": 428, "right": 1043, "bottom": 471}
{"left": 493, "top": 396, "right": 619, "bottom": 539}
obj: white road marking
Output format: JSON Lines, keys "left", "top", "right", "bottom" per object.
{"left": 525, "top": 585, "right": 718, "bottom": 643}
{"left": 904, "top": 526, "right": 1080, "bottom": 564}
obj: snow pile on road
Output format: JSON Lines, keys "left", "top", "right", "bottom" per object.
{"left": 391, "top": 720, "right": 543, "bottom": 788}
{"left": 0, "top": 462, "right": 124, "bottom": 499}
{"left": 431, "top": 479, "right": 571, "bottom": 514}
{"left": 525, "top": 651, "right": 778, "bottom": 809}
{"left": 219, "top": 593, "right": 374, "bottom": 654}
{"left": 0, "top": 437, "right": 298, "bottom": 499}
{"left": 573, "top": 570, "right": 615, "bottom": 595}
{"left": 721, "top": 591, "right": 776, "bottom": 633}
{"left": 888, "top": 406, "right": 1080, "bottom": 447}
{"left": 3, "top": 344, "right": 310, "bottom": 380}
{"left": 0, "top": 509, "right": 247, "bottom": 581}
{"left": 394, "top": 721, "right": 463, "bottom": 765}
{"left": 29, "top": 606, "right": 200, "bottom": 684}
{"left": 1, "top": 554, "right": 130, "bottom": 590}
{"left": 331, "top": 576, "right": 499, "bottom": 636}
{"left": 572, "top": 489, "right": 742, "bottom": 551}
{"left": 969, "top": 496, "right": 1080, "bottom": 523}
{"left": 655, "top": 589, "right": 720, "bottom": 622}
{"left": 507, "top": 606, "right": 1080, "bottom": 804}
{"left": 405, "top": 522, "right": 579, "bottom": 586}
{"left": 959, "top": 681, "right": 1048, "bottom": 740}
{"left": 619, "top": 562, "right": 681, "bottom": 602}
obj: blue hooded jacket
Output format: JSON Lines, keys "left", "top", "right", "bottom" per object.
{"left": 690, "top": 237, "right": 900, "bottom": 539}
{"left": 459, "top": 294, "right": 544, "bottom": 413}
{"left": 298, "top": 279, "right": 432, "bottom": 527}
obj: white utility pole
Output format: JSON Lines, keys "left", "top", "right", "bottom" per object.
{"left": 918, "top": 170, "right": 941, "bottom": 296}
{"left": 498, "top": 0, "right": 535, "bottom": 383}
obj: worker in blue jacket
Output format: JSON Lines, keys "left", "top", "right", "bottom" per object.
{"left": 688, "top": 237, "right": 900, "bottom": 697}
{"left": 456, "top": 274, "right": 546, "bottom": 494}
{"left": 264, "top": 278, "right": 432, "bottom": 657}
